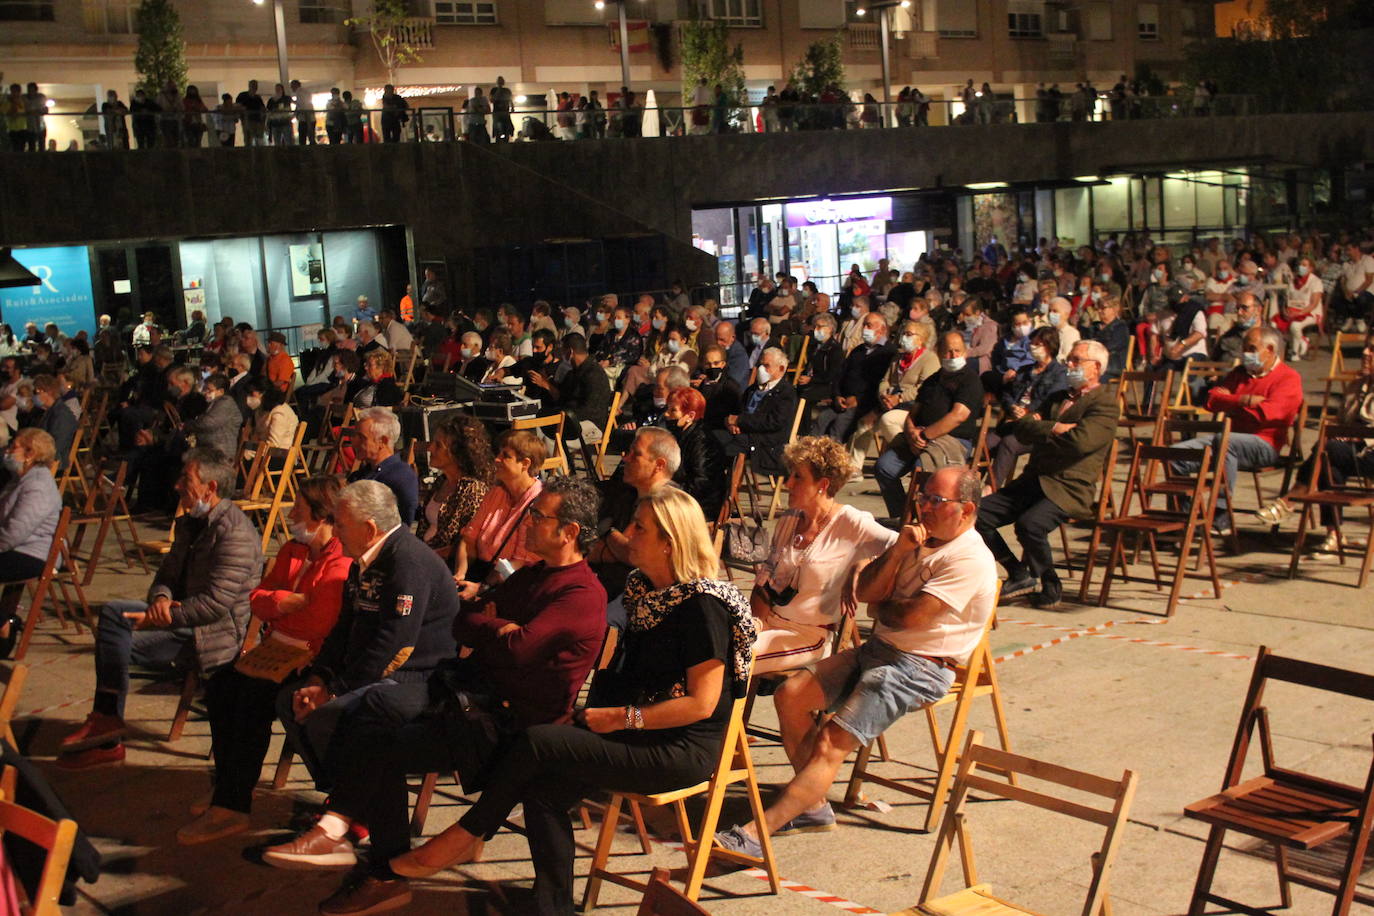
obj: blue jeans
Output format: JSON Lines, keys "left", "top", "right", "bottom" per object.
{"left": 1172, "top": 432, "right": 1278, "bottom": 529}
{"left": 275, "top": 677, "right": 397, "bottom": 793}
{"left": 874, "top": 436, "right": 971, "bottom": 518}
{"left": 95, "top": 599, "right": 194, "bottom": 719}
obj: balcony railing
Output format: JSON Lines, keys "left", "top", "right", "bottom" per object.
{"left": 847, "top": 22, "right": 879, "bottom": 51}
{"left": 392, "top": 16, "right": 435, "bottom": 49}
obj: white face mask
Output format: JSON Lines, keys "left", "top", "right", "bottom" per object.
{"left": 289, "top": 520, "right": 317, "bottom": 544}
{"left": 755, "top": 364, "right": 772, "bottom": 385}
{"left": 1014, "top": 323, "right": 1031, "bottom": 338}
{"left": 753, "top": 333, "right": 768, "bottom": 347}
{"left": 861, "top": 327, "right": 877, "bottom": 344}
{"left": 899, "top": 335, "right": 918, "bottom": 353}
{"left": 685, "top": 319, "right": 698, "bottom": 331}
{"left": 652, "top": 396, "right": 667, "bottom": 408}
{"left": 851, "top": 306, "right": 863, "bottom": 319}
{"left": 941, "top": 356, "right": 966, "bottom": 373}
{"left": 189, "top": 497, "right": 213, "bottom": 518}
{"left": 813, "top": 328, "right": 830, "bottom": 342}
{"left": 1030, "top": 345, "right": 1048, "bottom": 362}
{"left": 246, "top": 395, "right": 262, "bottom": 410}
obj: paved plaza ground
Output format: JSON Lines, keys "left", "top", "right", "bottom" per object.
{"left": 13, "top": 354, "right": 1374, "bottom": 915}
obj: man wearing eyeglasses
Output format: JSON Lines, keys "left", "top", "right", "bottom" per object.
{"left": 716, "top": 466, "right": 996, "bottom": 854}
{"left": 975, "top": 339, "right": 1118, "bottom": 609}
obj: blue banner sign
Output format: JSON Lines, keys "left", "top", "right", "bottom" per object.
{"left": 0, "top": 246, "right": 97, "bottom": 338}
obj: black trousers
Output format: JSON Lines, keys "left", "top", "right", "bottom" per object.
{"left": 457, "top": 724, "right": 715, "bottom": 916}
{"left": 975, "top": 475, "right": 1068, "bottom": 583}
{"left": 204, "top": 667, "right": 281, "bottom": 813}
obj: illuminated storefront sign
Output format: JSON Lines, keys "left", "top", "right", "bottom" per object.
{"left": 784, "top": 197, "right": 892, "bottom": 228}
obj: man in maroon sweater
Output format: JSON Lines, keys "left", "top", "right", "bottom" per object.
{"left": 1172, "top": 325, "right": 1303, "bottom": 535}
{"left": 262, "top": 477, "right": 607, "bottom": 915}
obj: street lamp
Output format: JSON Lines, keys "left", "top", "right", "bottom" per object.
{"left": 594, "top": 0, "right": 637, "bottom": 91}
{"left": 253, "top": 0, "right": 291, "bottom": 90}
{"left": 855, "top": 0, "right": 910, "bottom": 128}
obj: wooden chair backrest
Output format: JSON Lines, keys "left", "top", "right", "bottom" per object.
{"left": 0, "top": 664, "right": 29, "bottom": 748}
{"left": 1116, "top": 368, "right": 1174, "bottom": 422}
{"left": 919, "top": 731, "right": 1138, "bottom": 916}
{"left": 789, "top": 334, "right": 810, "bottom": 380}
{"left": 967, "top": 402, "right": 997, "bottom": 485}
{"left": 635, "top": 866, "right": 712, "bottom": 916}
{"left": 595, "top": 389, "right": 624, "bottom": 475}
{"left": 1117, "top": 443, "right": 1211, "bottom": 520}
{"left": 1326, "top": 331, "right": 1367, "bottom": 382}
{"left": 1308, "top": 419, "right": 1374, "bottom": 493}
{"left": 0, "top": 772, "right": 79, "bottom": 916}
{"left": 1219, "top": 646, "right": 1374, "bottom": 792}
{"left": 511, "top": 413, "right": 569, "bottom": 476}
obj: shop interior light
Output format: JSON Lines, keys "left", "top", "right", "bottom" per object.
{"left": 1074, "top": 175, "right": 1101, "bottom": 182}
{"left": 855, "top": 6, "right": 866, "bottom": 14}
{"left": 966, "top": 181, "right": 1009, "bottom": 190}
{"left": 594, "top": 0, "right": 604, "bottom": 8}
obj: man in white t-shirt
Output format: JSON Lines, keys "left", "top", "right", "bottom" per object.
{"left": 716, "top": 466, "right": 996, "bottom": 853}
{"left": 1340, "top": 243, "right": 1374, "bottom": 333}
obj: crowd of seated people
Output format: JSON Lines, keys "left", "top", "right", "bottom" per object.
{"left": 0, "top": 226, "right": 1369, "bottom": 915}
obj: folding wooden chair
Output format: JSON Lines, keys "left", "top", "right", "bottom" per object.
{"left": 67, "top": 460, "right": 149, "bottom": 584}
{"left": 1059, "top": 437, "right": 1120, "bottom": 599}
{"left": 0, "top": 769, "right": 79, "bottom": 916}
{"left": 636, "top": 866, "right": 712, "bottom": 916}
{"left": 54, "top": 421, "right": 87, "bottom": 501}
{"left": 966, "top": 402, "right": 998, "bottom": 488}
{"left": 842, "top": 603, "right": 1011, "bottom": 833}
{"left": 592, "top": 389, "right": 624, "bottom": 480}
{"left": 1320, "top": 331, "right": 1368, "bottom": 419}
{"left": 1184, "top": 647, "right": 1374, "bottom": 916}
{"left": 167, "top": 669, "right": 201, "bottom": 743}
{"left": 582, "top": 684, "right": 780, "bottom": 911}
{"left": 787, "top": 335, "right": 810, "bottom": 382}
{"left": 1, "top": 509, "right": 88, "bottom": 661}
{"left": 235, "top": 422, "right": 308, "bottom": 553}
{"left": 512, "top": 413, "right": 570, "bottom": 477}
{"left": 710, "top": 454, "right": 750, "bottom": 581}
{"left": 898, "top": 731, "right": 1138, "bottom": 916}
{"left": 1148, "top": 412, "right": 1239, "bottom": 559}
{"left": 1171, "top": 357, "right": 1237, "bottom": 417}
{"left": 1115, "top": 368, "right": 1175, "bottom": 443}
{"left": 0, "top": 664, "right": 29, "bottom": 749}
{"left": 1092, "top": 443, "right": 1219, "bottom": 617}
{"left": 1285, "top": 420, "right": 1374, "bottom": 588}
{"left": 1248, "top": 401, "right": 1307, "bottom": 511}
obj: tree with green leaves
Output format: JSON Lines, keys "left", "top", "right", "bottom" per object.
{"left": 133, "top": 0, "right": 187, "bottom": 97}
{"left": 678, "top": 17, "right": 747, "bottom": 130}
{"left": 789, "top": 33, "right": 845, "bottom": 99}
{"left": 347, "top": 0, "right": 426, "bottom": 85}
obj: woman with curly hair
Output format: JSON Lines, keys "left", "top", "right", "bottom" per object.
{"left": 416, "top": 415, "right": 493, "bottom": 566}
{"left": 752, "top": 436, "right": 896, "bottom": 674}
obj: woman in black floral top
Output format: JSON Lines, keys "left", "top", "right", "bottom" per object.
{"left": 415, "top": 416, "right": 493, "bottom": 566}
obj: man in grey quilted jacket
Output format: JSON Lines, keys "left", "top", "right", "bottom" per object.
{"left": 57, "top": 446, "right": 264, "bottom": 770}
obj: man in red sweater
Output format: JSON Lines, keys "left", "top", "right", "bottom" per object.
{"left": 262, "top": 477, "right": 608, "bottom": 915}
{"left": 1172, "top": 325, "right": 1303, "bottom": 535}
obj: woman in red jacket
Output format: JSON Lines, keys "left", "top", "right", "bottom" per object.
{"left": 177, "top": 476, "right": 354, "bottom": 846}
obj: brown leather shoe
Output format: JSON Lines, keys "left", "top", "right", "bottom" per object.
{"left": 262, "top": 825, "right": 357, "bottom": 870}
{"left": 319, "top": 875, "right": 412, "bottom": 915}
{"left": 60, "top": 712, "right": 127, "bottom": 753}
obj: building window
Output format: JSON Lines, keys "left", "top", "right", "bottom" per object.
{"left": 1137, "top": 1, "right": 1159, "bottom": 39}
{"left": 434, "top": 0, "right": 498, "bottom": 24}
{"left": 83, "top": 0, "right": 134, "bottom": 32}
{"left": 299, "top": 0, "right": 349, "bottom": 24}
{"left": 0, "top": 0, "right": 54, "bottom": 20}
{"left": 1007, "top": 11, "right": 1042, "bottom": 37}
{"left": 935, "top": 0, "right": 976, "bottom": 38}
{"left": 703, "top": 0, "right": 762, "bottom": 28}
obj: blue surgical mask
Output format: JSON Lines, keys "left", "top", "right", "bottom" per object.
{"left": 652, "top": 318, "right": 666, "bottom": 331}
{"left": 614, "top": 318, "right": 627, "bottom": 330}
{"left": 851, "top": 306, "right": 863, "bottom": 319}
{"left": 1066, "top": 366, "right": 1086, "bottom": 387}
{"left": 189, "top": 498, "right": 213, "bottom": 518}
{"left": 1241, "top": 351, "right": 1264, "bottom": 373}
{"left": 1237, "top": 316, "right": 1257, "bottom": 330}
{"left": 1099, "top": 272, "right": 1111, "bottom": 283}
{"left": 861, "top": 328, "right": 877, "bottom": 344}
{"left": 460, "top": 346, "right": 475, "bottom": 359}
{"left": 1048, "top": 312, "right": 1062, "bottom": 327}
{"left": 753, "top": 333, "right": 767, "bottom": 347}
{"left": 1235, "top": 275, "right": 1249, "bottom": 286}
{"left": 812, "top": 328, "right": 829, "bottom": 342}
{"left": 1151, "top": 269, "right": 1164, "bottom": 283}
{"left": 667, "top": 339, "right": 681, "bottom": 353}
{"left": 1297, "top": 264, "right": 1310, "bottom": 277}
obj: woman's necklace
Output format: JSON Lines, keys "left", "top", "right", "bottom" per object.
{"left": 792, "top": 502, "right": 836, "bottom": 549}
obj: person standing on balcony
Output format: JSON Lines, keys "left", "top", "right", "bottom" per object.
{"left": 324, "top": 88, "right": 346, "bottom": 144}
{"left": 155, "top": 79, "right": 181, "bottom": 147}
{"left": 267, "top": 83, "right": 293, "bottom": 146}
{"left": 236, "top": 80, "right": 266, "bottom": 146}
{"left": 129, "top": 88, "right": 160, "bottom": 149}
{"left": 491, "top": 75, "right": 514, "bottom": 142}
{"left": 380, "top": 84, "right": 409, "bottom": 143}
{"left": 101, "top": 89, "right": 129, "bottom": 149}
{"left": 291, "top": 79, "right": 316, "bottom": 145}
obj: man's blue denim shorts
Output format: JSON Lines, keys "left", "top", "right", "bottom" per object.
{"left": 809, "top": 637, "right": 955, "bottom": 745}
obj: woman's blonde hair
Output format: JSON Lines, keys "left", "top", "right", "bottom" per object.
{"left": 640, "top": 487, "right": 718, "bottom": 583}
{"left": 365, "top": 350, "right": 395, "bottom": 375}
{"left": 13, "top": 428, "right": 57, "bottom": 465}
{"left": 783, "top": 435, "right": 853, "bottom": 496}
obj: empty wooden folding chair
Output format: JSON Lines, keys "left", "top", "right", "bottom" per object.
{"left": 582, "top": 682, "right": 780, "bottom": 911}
{"left": 512, "top": 413, "right": 570, "bottom": 476}
{"left": 0, "top": 769, "right": 79, "bottom": 916}
{"left": 67, "top": 460, "right": 150, "bottom": 585}
{"left": 1115, "top": 368, "right": 1175, "bottom": 443}
{"left": 895, "top": 730, "right": 1138, "bottom": 916}
{"left": 235, "top": 422, "right": 308, "bottom": 553}
{"left": 593, "top": 389, "right": 624, "bottom": 480}
{"left": 1285, "top": 419, "right": 1374, "bottom": 588}
{"left": 843, "top": 602, "right": 1011, "bottom": 833}
{"left": 53, "top": 421, "right": 87, "bottom": 501}
{"left": 1184, "top": 647, "right": 1374, "bottom": 916}
{"left": 1092, "top": 442, "right": 1219, "bottom": 617}
{"left": 1320, "top": 331, "right": 1368, "bottom": 419}
{"left": 636, "top": 866, "right": 713, "bottom": 916}
{"left": 1147, "top": 411, "right": 1238, "bottom": 560}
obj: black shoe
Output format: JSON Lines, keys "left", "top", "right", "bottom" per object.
{"left": 1000, "top": 576, "right": 1038, "bottom": 601}
{"left": 1030, "top": 580, "right": 1063, "bottom": 610}
{"left": 0, "top": 615, "right": 21, "bottom": 660}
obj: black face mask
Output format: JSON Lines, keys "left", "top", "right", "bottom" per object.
{"left": 703, "top": 366, "right": 724, "bottom": 381}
